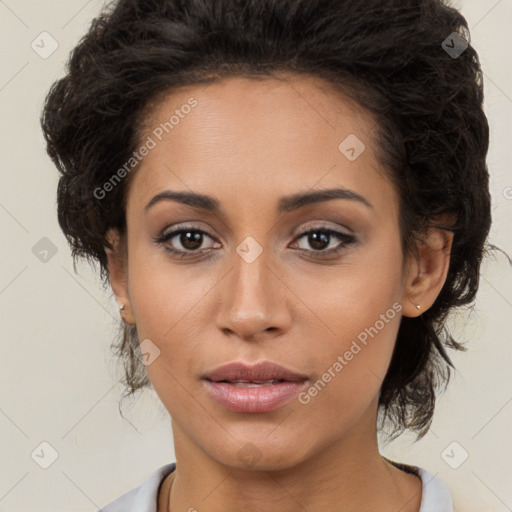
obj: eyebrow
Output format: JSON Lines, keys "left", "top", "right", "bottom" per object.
{"left": 144, "top": 187, "right": 373, "bottom": 213}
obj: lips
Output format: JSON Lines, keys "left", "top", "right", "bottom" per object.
{"left": 202, "top": 360, "right": 307, "bottom": 383}
{"left": 201, "top": 361, "right": 308, "bottom": 413}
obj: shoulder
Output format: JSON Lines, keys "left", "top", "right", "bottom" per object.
{"left": 412, "top": 465, "right": 456, "bottom": 512}
{"left": 385, "top": 458, "right": 455, "bottom": 512}
{"left": 98, "top": 462, "right": 177, "bottom": 512}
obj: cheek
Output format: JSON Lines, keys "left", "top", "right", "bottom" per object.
{"left": 125, "top": 248, "right": 223, "bottom": 399}
{"left": 290, "top": 237, "right": 404, "bottom": 417}
{"left": 291, "top": 314, "right": 401, "bottom": 447}
{"left": 289, "top": 230, "right": 404, "bottom": 351}
{"left": 126, "top": 236, "right": 216, "bottom": 342}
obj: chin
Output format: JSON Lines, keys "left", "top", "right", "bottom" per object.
{"left": 204, "top": 432, "right": 314, "bottom": 472}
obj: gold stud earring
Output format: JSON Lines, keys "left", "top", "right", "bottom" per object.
{"left": 119, "top": 303, "right": 135, "bottom": 325}
{"left": 416, "top": 304, "right": 421, "bottom": 310}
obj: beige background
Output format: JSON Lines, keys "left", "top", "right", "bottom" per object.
{"left": 0, "top": 0, "right": 511, "bottom": 510}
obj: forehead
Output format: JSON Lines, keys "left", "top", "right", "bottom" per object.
{"left": 127, "top": 74, "right": 394, "bottom": 216}
{"left": 138, "top": 73, "right": 377, "bottom": 150}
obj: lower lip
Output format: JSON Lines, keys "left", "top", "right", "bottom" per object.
{"left": 203, "top": 379, "right": 307, "bottom": 413}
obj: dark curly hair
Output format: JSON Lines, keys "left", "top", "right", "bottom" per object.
{"left": 40, "top": 0, "right": 494, "bottom": 440}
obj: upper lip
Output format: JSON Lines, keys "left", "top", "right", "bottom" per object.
{"left": 202, "top": 361, "right": 308, "bottom": 382}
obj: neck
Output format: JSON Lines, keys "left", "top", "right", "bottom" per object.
{"left": 166, "top": 403, "right": 422, "bottom": 512}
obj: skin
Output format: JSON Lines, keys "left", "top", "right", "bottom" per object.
{"left": 106, "top": 73, "right": 454, "bottom": 512}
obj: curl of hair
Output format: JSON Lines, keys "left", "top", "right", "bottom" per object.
{"left": 41, "top": 0, "right": 496, "bottom": 440}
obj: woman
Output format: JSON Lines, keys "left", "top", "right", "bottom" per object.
{"left": 40, "top": 0, "right": 492, "bottom": 510}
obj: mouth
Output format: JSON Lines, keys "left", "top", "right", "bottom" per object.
{"left": 211, "top": 379, "right": 289, "bottom": 387}
{"left": 201, "top": 361, "right": 308, "bottom": 413}
{"left": 202, "top": 360, "right": 308, "bottom": 382}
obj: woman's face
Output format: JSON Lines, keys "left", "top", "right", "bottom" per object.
{"left": 111, "top": 74, "right": 419, "bottom": 469}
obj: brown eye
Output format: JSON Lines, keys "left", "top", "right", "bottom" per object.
{"left": 153, "top": 225, "right": 220, "bottom": 259}
{"left": 175, "top": 230, "right": 204, "bottom": 251}
{"left": 305, "top": 230, "right": 331, "bottom": 250}
{"left": 292, "top": 227, "right": 356, "bottom": 259}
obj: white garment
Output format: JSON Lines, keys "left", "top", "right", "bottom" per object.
{"left": 99, "top": 462, "right": 455, "bottom": 512}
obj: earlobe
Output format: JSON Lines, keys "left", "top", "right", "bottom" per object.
{"left": 402, "top": 226, "right": 454, "bottom": 318}
{"left": 105, "top": 228, "right": 136, "bottom": 325}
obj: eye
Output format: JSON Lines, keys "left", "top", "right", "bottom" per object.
{"left": 153, "top": 225, "right": 220, "bottom": 259}
{"left": 291, "top": 227, "right": 356, "bottom": 259}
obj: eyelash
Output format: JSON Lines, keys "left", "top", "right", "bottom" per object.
{"left": 153, "top": 224, "right": 356, "bottom": 260}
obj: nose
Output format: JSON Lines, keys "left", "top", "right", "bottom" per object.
{"left": 215, "top": 247, "right": 292, "bottom": 343}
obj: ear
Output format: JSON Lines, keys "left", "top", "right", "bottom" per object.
{"left": 401, "top": 223, "right": 454, "bottom": 318}
{"left": 105, "top": 228, "right": 135, "bottom": 325}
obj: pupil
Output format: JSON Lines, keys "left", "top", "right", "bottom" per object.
{"left": 181, "top": 231, "right": 202, "bottom": 250}
{"left": 309, "top": 231, "right": 329, "bottom": 250}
